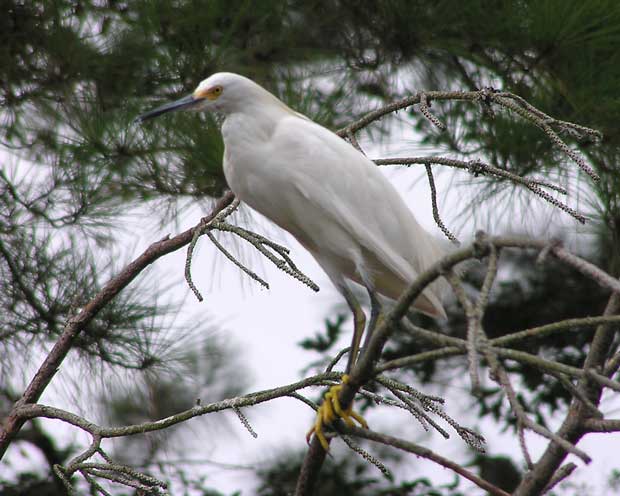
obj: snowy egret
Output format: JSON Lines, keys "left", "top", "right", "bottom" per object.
{"left": 138, "top": 72, "right": 447, "bottom": 450}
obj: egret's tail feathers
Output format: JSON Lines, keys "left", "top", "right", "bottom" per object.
{"left": 414, "top": 288, "right": 448, "bottom": 319}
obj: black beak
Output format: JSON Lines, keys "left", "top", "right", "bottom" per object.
{"left": 136, "top": 94, "right": 201, "bottom": 123}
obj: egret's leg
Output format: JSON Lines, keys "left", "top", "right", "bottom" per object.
{"left": 306, "top": 284, "right": 369, "bottom": 451}
{"left": 362, "top": 288, "right": 383, "bottom": 352}
{"left": 340, "top": 284, "right": 366, "bottom": 373}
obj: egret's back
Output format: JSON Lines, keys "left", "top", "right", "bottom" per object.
{"left": 222, "top": 103, "right": 447, "bottom": 318}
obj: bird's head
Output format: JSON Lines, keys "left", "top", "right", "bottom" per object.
{"left": 136, "top": 72, "right": 259, "bottom": 122}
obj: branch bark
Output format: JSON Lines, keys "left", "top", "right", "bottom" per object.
{"left": 513, "top": 292, "right": 620, "bottom": 495}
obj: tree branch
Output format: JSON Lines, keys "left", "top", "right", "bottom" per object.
{"left": 0, "top": 191, "right": 235, "bottom": 459}
{"left": 342, "top": 425, "right": 510, "bottom": 496}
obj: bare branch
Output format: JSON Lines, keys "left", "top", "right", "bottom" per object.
{"left": 513, "top": 293, "right": 620, "bottom": 496}
{"left": 211, "top": 220, "right": 320, "bottom": 292}
{"left": 14, "top": 372, "right": 342, "bottom": 438}
{"left": 582, "top": 418, "right": 620, "bottom": 433}
{"left": 493, "top": 94, "right": 600, "bottom": 181}
{"left": 207, "top": 231, "right": 270, "bottom": 289}
{"left": 376, "top": 156, "right": 586, "bottom": 223}
{"left": 483, "top": 345, "right": 591, "bottom": 463}
{"left": 542, "top": 463, "right": 578, "bottom": 494}
{"left": 346, "top": 131, "right": 365, "bottom": 154}
{"left": 342, "top": 425, "right": 510, "bottom": 496}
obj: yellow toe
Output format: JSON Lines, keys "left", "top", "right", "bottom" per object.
{"left": 306, "top": 375, "right": 369, "bottom": 450}
{"left": 348, "top": 408, "right": 369, "bottom": 429}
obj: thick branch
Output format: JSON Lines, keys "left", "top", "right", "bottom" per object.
{"left": 14, "top": 372, "right": 341, "bottom": 439}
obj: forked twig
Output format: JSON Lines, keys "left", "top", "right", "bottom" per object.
{"left": 376, "top": 156, "right": 586, "bottom": 223}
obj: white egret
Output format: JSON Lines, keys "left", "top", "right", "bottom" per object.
{"left": 138, "top": 72, "right": 447, "bottom": 450}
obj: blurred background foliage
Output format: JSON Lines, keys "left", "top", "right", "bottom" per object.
{"left": 1, "top": 0, "right": 620, "bottom": 494}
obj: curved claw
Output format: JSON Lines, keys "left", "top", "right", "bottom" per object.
{"left": 347, "top": 408, "right": 369, "bottom": 429}
{"left": 306, "top": 412, "right": 330, "bottom": 451}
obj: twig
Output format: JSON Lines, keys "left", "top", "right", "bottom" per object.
{"left": 494, "top": 92, "right": 602, "bottom": 143}
{"left": 185, "top": 198, "right": 241, "bottom": 301}
{"left": 79, "top": 463, "right": 167, "bottom": 488}
{"left": 82, "top": 471, "right": 113, "bottom": 496}
{"left": 186, "top": 225, "right": 207, "bottom": 301}
{"left": 518, "top": 421, "right": 534, "bottom": 470}
{"left": 512, "top": 295, "right": 620, "bottom": 494}
{"left": 542, "top": 463, "right": 577, "bottom": 494}
{"left": 373, "top": 375, "right": 485, "bottom": 450}
{"left": 584, "top": 369, "right": 620, "bottom": 393}
{"left": 424, "top": 164, "right": 459, "bottom": 244}
{"left": 551, "top": 373, "right": 602, "bottom": 418}
{"left": 493, "top": 95, "right": 599, "bottom": 181}
{"left": 53, "top": 465, "right": 75, "bottom": 495}
{"left": 342, "top": 425, "right": 510, "bottom": 496}
{"left": 12, "top": 372, "right": 342, "bottom": 492}
{"left": 552, "top": 245, "right": 620, "bottom": 294}
{"left": 13, "top": 372, "right": 342, "bottom": 438}
{"left": 492, "top": 315, "right": 620, "bottom": 348}
{"left": 340, "top": 435, "right": 391, "bottom": 478}
{"left": 582, "top": 418, "right": 620, "bottom": 433}
{"left": 376, "top": 156, "right": 585, "bottom": 223}
{"left": 445, "top": 270, "right": 481, "bottom": 393}
{"left": 207, "top": 231, "right": 270, "bottom": 289}
{"left": 484, "top": 348, "right": 591, "bottom": 463}
{"left": 347, "top": 131, "right": 365, "bottom": 154}
{"left": 325, "top": 347, "right": 351, "bottom": 373}
{"left": 233, "top": 406, "right": 258, "bottom": 438}
{"left": 211, "top": 220, "right": 320, "bottom": 292}
{"left": 419, "top": 93, "right": 447, "bottom": 131}
{"left": 374, "top": 375, "right": 445, "bottom": 405}
{"left": 288, "top": 392, "right": 319, "bottom": 411}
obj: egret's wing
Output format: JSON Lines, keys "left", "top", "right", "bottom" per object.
{"left": 264, "top": 115, "right": 446, "bottom": 317}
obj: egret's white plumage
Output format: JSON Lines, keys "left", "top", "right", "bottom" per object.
{"left": 205, "top": 72, "right": 446, "bottom": 318}
{"left": 140, "top": 71, "right": 447, "bottom": 317}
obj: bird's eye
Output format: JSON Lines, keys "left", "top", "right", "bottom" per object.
{"left": 213, "top": 86, "right": 222, "bottom": 95}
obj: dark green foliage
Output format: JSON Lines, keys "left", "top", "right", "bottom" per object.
{"left": 299, "top": 314, "right": 347, "bottom": 353}
{"left": 469, "top": 454, "right": 521, "bottom": 493}
{"left": 256, "top": 449, "right": 466, "bottom": 496}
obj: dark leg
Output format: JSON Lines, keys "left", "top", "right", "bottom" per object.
{"left": 306, "top": 282, "right": 369, "bottom": 451}
{"left": 361, "top": 287, "right": 383, "bottom": 353}
{"left": 339, "top": 284, "right": 366, "bottom": 374}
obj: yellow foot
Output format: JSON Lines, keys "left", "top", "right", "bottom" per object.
{"left": 306, "top": 374, "right": 369, "bottom": 451}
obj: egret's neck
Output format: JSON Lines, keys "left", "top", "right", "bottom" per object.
{"left": 221, "top": 98, "right": 293, "bottom": 147}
